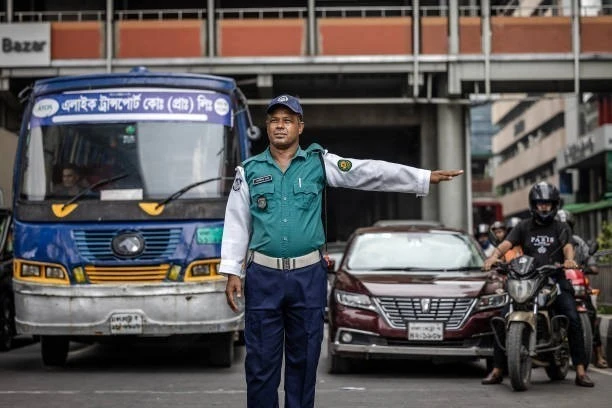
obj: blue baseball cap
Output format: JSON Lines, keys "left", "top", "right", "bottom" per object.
{"left": 266, "top": 94, "right": 303, "bottom": 116}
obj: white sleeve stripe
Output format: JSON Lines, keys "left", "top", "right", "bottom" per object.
{"left": 219, "top": 166, "right": 251, "bottom": 277}
{"left": 322, "top": 151, "right": 430, "bottom": 195}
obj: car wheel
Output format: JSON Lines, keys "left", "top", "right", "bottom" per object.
{"left": 0, "top": 294, "right": 15, "bottom": 351}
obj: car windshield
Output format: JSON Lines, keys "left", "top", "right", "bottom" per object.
{"left": 346, "top": 231, "right": 484, "bottom": 271}
{"left": 19, "top": 88, "right": 236, "bottom": 202}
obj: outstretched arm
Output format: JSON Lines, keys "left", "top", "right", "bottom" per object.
{"left": 430, "top": 169, "right": 465, "bottom": 184}
{"left": 322, "top": 151, "right": 463, "bottom": 195}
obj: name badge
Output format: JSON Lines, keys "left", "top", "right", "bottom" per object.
{"left": 253, "top": 175, "right": 272, "bottom": 185}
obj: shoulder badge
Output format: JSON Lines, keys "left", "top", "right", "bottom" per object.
{"left": 232, "top": 176, "right": 242, "bottom": 191}
{"left": 337, "top": 159, "right": 352, "bottom": 172}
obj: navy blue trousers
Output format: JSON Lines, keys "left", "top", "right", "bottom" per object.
{"left": 243, "top": 258, "right": 327, "bottom": 408}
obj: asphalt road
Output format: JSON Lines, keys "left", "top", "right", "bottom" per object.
{"left": 0, "top": 331, "right": 611, "bottom": 408}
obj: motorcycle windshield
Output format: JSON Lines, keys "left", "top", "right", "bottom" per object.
{"left": 510, "top": 255, "right": 535, "bottom": 277}
{"left": 507, "top": 279, "right": 538, "bottom": 303}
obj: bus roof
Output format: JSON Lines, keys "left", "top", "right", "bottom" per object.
{"left": 32, "top": 68, "right": 239, "bottom": 97}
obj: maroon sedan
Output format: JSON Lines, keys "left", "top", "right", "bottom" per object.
{"left": 327, "top": 223, "right": 507, "bottom": 373}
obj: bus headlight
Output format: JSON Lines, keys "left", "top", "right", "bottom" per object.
{"left": 21, "top": 264, "right": 41, "bottom": 277}
{"left": 192, "top": 264, "right": 211, "bottom": 277}
{"left": 46, "top": 266, "right": 65, "bottom": 280}
{"left": 184, "top": 259, "right": 222, "bottom": 282}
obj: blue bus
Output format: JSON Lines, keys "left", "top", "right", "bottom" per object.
{"left": 11, "top": 68, "right": 258, "bottom": 367}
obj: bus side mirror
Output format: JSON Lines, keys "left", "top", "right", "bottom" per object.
{"left": 247, "top": 126, "right": 261, "bottom": 141}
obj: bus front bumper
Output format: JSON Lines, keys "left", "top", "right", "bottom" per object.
{"left": 13, "top": 280, "right": 243, "bottom": 336}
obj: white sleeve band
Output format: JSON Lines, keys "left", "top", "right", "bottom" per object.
{"left": 219, "top": 166, "right": 251, "bottom": 277}
{"left": 322, "top": 151, "right": 431, "bottom": 196}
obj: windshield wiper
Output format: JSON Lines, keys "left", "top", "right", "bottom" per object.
{"left": 60, "top": 173, "right": 129, "bottom": 210}
{"left": 155, "top": 177, "right": 234, "bottom": 209}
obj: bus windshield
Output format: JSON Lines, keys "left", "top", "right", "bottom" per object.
{"left": 19, "top": 88, "right": 236, "bottom": 202}
{"left": 21, "top": 121, "right": 228, "bottom": 201}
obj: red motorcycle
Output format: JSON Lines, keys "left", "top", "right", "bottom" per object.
{"left": 565, "top": 267, "right": 593, "bottom": 367}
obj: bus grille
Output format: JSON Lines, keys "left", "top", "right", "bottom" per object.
{"left": 85, "top": 264, "right": 170, "bottom": 283}
{"left": 375, "top": 297, "right": 476, "bottom": 330}
{"left": 73, "top": 229, "right": 181, "bottom": 261}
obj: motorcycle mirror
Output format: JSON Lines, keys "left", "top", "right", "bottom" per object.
{"left": 587, "top": 240, "right": 599, "bottom": 256}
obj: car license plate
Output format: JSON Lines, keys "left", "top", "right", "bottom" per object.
{"left": 407, "top": 322, "right": 443, "bottom": 341}
{"left": 110, "top": 313, "right": 143, "bottom": 335}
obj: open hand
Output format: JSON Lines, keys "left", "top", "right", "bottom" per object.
{"left": 430, "top": 170, "right": 464, "bottom": 184}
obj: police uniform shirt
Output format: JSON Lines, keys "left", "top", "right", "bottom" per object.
{"left": 505, "top": 218, "right": 572, "bottom": 280}
{"left": 219, "top": 144, "right": 431, "bottom": 276}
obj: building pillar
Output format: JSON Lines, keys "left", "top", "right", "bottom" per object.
{"left": 436, "top": 100, "right": 468, "bottom": 230}
{"left": 420, "top": 105, "right": 439, "bottom": 222}
{"left": 207, "top": 0, "right": 215, "bottom": 57}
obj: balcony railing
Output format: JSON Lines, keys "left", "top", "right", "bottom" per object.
{"left": 4, "top": 4, "right": 611, "bottom": 23}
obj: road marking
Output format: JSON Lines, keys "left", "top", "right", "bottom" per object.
{"left": 590, "top": 367, "right": 612, "bottom": 376}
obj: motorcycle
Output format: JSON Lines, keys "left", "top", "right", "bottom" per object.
{"left": 491, "top": 255, "right": 570, "bottom": 391}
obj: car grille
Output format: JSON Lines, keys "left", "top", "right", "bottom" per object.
{"left": 375, "top": 296, "right": 476, "bottom": 330}
{"left": 73, "top": 228, "right": 181, "bottom": 262}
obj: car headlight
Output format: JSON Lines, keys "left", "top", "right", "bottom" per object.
{"left": 476, "top": 293, "right": 509, "bottom": 310}
{"left": 334, "top": 289, "right": 377, "bottom": 312}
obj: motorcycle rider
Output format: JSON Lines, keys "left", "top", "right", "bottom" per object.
{"left": 481, "top": 182, "right": 594, "bottom": 387}
{"left": 476, "top": 223, "right": 495, "bottom": 257}
{"left": 490, "top": 218, "right": 523, "bottom": 261}
{"left": 556, "top": 209, "right": 608, "bottom": 369}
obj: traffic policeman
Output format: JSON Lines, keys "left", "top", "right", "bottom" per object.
{"left": 219, "top": 94, "right": 464, "bottom": 408}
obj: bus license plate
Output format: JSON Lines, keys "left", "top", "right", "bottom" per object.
{"left": 110, "top": 313, "right": 143, "bottom": 335}
{"left": 407, "top": 322, "right": 443, "bottom": 341}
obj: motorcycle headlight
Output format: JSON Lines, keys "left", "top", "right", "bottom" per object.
{"left": 334, "top": 290, "right": 377, "bottom": 312}
{"left": 507, "top": 279, "right": 538, "bottom": 304}
{"left": 476, "top": 293, "right": 509, "bottom": 310}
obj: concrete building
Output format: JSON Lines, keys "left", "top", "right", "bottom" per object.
{"left": 491, "top": 95, "right": 567, "bottom": 218}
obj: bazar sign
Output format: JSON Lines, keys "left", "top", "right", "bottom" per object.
{"left": 0, "top": 23, "right": 50, "bottom": 67}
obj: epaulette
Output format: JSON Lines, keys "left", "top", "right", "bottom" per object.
{"left": 305, "top": 143, "right": 325, "bottom": 154}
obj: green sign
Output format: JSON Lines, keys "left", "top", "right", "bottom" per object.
{"left": 196, "top": 227, "right": 224, "bottom": 244}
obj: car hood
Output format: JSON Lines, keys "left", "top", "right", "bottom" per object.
{"left": 349, "top": 271, "right": 491, "bottom": 297}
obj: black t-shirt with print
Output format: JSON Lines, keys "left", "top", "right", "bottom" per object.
{"left": 505, "top": 218, "right": 572, "bottom": 280}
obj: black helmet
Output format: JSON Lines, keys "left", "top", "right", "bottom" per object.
{"left": 555, "top": 209, "right": 575, "bottom": 230}
{"left": 506, "top": 217, "right": 521, "bottom": 233}
{"left": 528, "top": 182, "right": 560, "bottom": 225}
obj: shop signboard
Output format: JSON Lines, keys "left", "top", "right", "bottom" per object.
{"left": 0, "top": 23, "right": 50, "bottom": 67}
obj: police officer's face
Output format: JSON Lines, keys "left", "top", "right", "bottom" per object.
{"left": 266, "top": 107, "right": 303, "bottom": 149}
